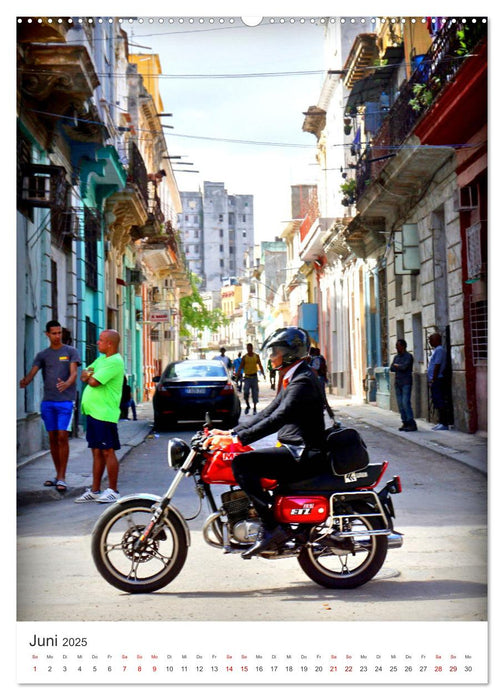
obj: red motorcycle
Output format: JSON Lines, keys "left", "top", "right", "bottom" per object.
{"left": 91, "top": 425, "right": 403, "bottom": 593}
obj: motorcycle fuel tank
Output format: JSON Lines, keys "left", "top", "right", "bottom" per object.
{"left": 274, "top": 496, "right": 329, "bottom": 524}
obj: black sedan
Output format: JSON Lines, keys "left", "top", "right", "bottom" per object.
{"left": 152, "top": 359, "right": 241, "bottom": 431}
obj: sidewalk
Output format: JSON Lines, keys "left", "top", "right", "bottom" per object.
{"left": 326, "top": 396, "right": 487, "bottom": 476}
{"left": 16, "top": 403, "right": 156, "bottom": 507}
{"left": 17, "top": 389, "right": 487, "bottom": 506}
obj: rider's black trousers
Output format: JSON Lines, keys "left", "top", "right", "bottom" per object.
{"left": 232, "top": 446, "right": 319, "bottom": 528}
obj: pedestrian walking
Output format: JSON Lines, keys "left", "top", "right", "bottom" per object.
{"left": 75, "top": 329, "right": 124, "bottom": 503}
{"left": 120, "top": 376, "right": 137, "bottom": 420}
{"left": 237, "top": 343, "right": 265, "bottom": 414}
{"left": 232, "top": 352, "right": 243, "bottom": 391}
{"left": 428, "top": 332, "right": 449, "bottom": 430}
{"left": 19, "top": 320, "right": 80, "bottom": 493}
{"left": 390, "top": 339, "right": 417, "bottom": 431}
{"left": 213, "top": 347, "right": 232, "bottom": 371}
{"left": 267, "top": 358, "right": 276, "bottom": 390}
{"left": 308, "top": 347, "right": 328, "bottom": 390}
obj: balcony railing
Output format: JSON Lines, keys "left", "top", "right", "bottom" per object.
{"left": 126, "top": 141, "right": 148, "bottom": 208}
{"left": 356, "top": 19, "right": 486, "bottom": 199}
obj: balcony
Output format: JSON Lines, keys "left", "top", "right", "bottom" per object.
{"left": 355, "top": 20, "right": 487, "bottom": 200}
{"left": 19, "top": 43, "right": 99, "bottom": 115}
{"left": 126, "top": 141, "right": 149, "bottom": 210}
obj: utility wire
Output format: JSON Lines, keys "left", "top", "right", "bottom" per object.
{"left": 25, "top": 107, "right": 483, "bottom": 150}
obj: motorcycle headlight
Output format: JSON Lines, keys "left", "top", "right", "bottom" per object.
{"left": 167, "top": 438, "right": 190, "bottom": 469}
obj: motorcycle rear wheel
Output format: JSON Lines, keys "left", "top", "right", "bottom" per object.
{"left": 297, "top": 505, "right": 388, "bottom": 589}
{"left": 91, "top": 498, "right": 188, "bottom": 593}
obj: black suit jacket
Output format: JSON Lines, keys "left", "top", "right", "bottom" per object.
{"left": 234, "top": 360, "right": 326, "bottom": 451}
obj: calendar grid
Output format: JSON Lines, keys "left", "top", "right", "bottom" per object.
{"left": 17, "top": 620, "right": 488, "bottom": 684}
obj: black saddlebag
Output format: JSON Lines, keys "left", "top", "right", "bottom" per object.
{"left": 324, "top": 424, "right": 369, "bottom": 475}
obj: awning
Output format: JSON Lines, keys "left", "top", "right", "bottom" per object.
{"left": 345, "top": 45, "right": 404, "bottom": 114}
{"left": 345, "top": 74, "right": 390, "bottom": 114}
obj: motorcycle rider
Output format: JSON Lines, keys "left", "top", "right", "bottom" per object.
{"left": 204, "top": 327, "right": 327, "bottom": 558}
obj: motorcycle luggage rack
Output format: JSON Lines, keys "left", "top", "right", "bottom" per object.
{"left": 329, "top": 490, "right": 390, "bottom": 536}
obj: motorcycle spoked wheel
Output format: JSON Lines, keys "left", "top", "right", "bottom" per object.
{"left": 91, "top": 498, "right": 188, "bottom": 593}
{"left": 297, "top": 503, "right": 388, "bottom": 589}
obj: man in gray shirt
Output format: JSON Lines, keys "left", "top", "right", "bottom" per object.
{"left": 20, "top": 320, "right": 80, "bottom": 492}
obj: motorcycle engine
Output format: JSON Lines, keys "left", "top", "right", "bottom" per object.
{"left": 221, "top": 489, "right": 260, "bottom": 543}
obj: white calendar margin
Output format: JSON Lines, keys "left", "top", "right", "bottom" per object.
{"left": 17, "top": 620, "right": 488, "bottom": 684}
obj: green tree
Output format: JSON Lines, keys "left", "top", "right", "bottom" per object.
{"left": 179, "top": 274, "right": 228, "bottom": 340}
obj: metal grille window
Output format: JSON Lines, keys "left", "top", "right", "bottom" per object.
{"left": 469, "top": 296, "right": 488, "bottom": 366}
{"left": 466, "top": 222, "right": 483, "bottom": 281}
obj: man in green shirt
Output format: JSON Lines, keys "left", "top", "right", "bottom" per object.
{"left": 75, "top": 330, "right": 124, "bottom": 504}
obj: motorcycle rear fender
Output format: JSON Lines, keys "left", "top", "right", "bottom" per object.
{"left": 116, "top": 493, "right": 191, "bottom": 548}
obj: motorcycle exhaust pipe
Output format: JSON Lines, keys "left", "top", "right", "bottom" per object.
{"left": 387, "top": 531, "right": 403, "bottom": 549}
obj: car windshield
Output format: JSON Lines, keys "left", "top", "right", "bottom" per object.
{"left": 163, "top": 362, "right": 227, "bottom": 380}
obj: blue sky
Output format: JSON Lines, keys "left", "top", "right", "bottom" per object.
{"left": 126, "top": 18, "right": 326, "bottom": 239}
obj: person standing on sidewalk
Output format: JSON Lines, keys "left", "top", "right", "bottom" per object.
{"left": 237, "top": 343, "right": 265, "bottom": 414}
{"left": 19, "top": 320, "right": 80, "bottom": 493}
{"left": 428, "top": 332, "right": 449, "bottom": 431}
{"left": 390, "top": 339, "right": 417, "bottom": 431}
{"left": 75, "top": 329, "right": 124, "bottom": 504}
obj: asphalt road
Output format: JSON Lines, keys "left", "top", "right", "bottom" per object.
{"left": 16, "top": 420, "right": 487, "bottom": 623}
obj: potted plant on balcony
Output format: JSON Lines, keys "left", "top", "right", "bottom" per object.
{"left": 409, "top": 76, "right": 442, "bottom": 113}
{"left": 340, "top": 178, "right": 356, "bottom": 206}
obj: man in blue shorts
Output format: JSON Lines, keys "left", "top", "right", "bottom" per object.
{"left": 19, "top": 320, "right": 80, "bottom": 493}
{"left": 75, "top": 329, "right": 124, "bottom": 504}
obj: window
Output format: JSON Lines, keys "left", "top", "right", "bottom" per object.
{"left": 412, "top": 313, "right": 423, "bottom": 364}
{"left": 84, "top": 207, "right": 100, "bottom": 290}
{"left": 470, "top": 296, "right": 488, "bottom": 365}
{"left": 85, "top": 317, "right": 98, "bottom": 367}
{"left": 466, "top": 222, "right": 483, "bottom": 280}
{"left": 395, "top": 274, "right": 403, "bottom": 306}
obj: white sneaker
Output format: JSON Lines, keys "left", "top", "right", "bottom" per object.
{"left": 96, "top": 488, "right": 120, "bottom": 503}
{"left": 75, "top": 488, "right": 101, "bottom": 503}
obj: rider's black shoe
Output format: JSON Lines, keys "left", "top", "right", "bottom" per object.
{"left": 241, "top": 524, "right": 289, "bottom": 559}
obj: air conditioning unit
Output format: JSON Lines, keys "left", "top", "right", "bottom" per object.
{"left": 126, "top": 268, "right": 143, "bottom": 285}
{"left": 453, "top": 184, "right": 478, "bottom": 212}
{"left": 20, "top": 164, "right": 66, "bottom": 208}
{"left": 54, "top": 209, "right": 80, "bottom": 238}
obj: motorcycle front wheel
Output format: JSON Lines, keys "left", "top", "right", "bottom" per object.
{"left": 91, "top": 498, "right": 188, "bottom": 593}
{"left": 297, "top": 505, "right": 388, "bottom": 589}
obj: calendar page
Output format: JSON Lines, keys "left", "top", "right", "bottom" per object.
{"left": 13, "top": 0, "right": 494, "bottom": 694}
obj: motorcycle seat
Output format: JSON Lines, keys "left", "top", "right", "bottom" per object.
{"left": 277, "top": 463, "right": 387, "bottom": 494}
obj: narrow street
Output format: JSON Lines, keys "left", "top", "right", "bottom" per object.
{"left": 17, "top": 401, "right": 487, "bottom": 623}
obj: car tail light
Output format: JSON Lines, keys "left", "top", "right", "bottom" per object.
{"left": 220, "top": 382, "right": 235, "bottom": 396}
{"left": 158, "top": 387, "right": 172, "bottom": 396}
